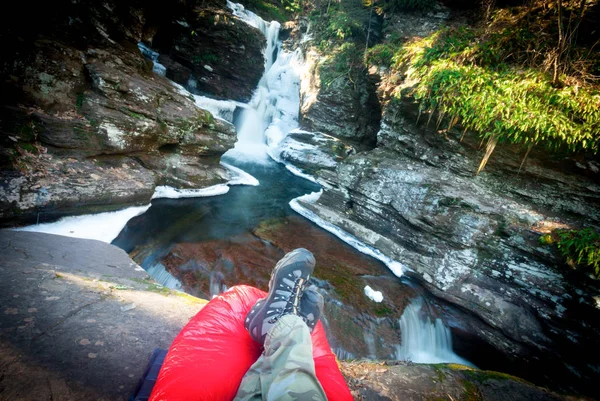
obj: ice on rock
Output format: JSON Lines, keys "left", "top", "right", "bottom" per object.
{"left": 289, "top": 190, "right": 406, "bottom": 277}
{"left": 15, "top": 205, "right": 151, "bottom": 243}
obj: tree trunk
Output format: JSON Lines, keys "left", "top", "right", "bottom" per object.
{"left": 553, "top": 0, "right": 564, "bottom": 86}
{"left": 364, "top": 2, "right": 374, "bottom": 62}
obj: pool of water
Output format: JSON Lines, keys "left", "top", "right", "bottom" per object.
{"left": 112, "top": 157, "right": 320, "bottom": 256}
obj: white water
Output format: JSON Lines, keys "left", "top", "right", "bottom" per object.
{"left": 396, "top": 298, "right": 474, "bottom": 366}
{"left": 137, "top": 43, "right": 167, "bottom": 76}
{"left": 224, "top": 1, "right": 304, "bottom": 163}
{"left": 146, "top": 263, "right": 183, "bottom": 290}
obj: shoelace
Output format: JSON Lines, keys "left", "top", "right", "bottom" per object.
{"left": 268, "top": 277, "right": 305, "bottom": 324}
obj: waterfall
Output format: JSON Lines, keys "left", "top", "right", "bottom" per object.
{"left": 223, "top": 1, "right": 303, "bottom": 163}
{"left": 396, "top": 298, "right": 474, "bottom": 366}
{"left": 137, "top": 42, "right": 167, "bottom": 76}
{"left": 146, "top": 262, "right": 183, "bottom": 290}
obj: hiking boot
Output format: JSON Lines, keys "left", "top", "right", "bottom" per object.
{"left": 247, "top": 286, "right": 323, "bottom": 338}
{"left": 245, "top": 248, "right": 315, "bottom": 344}
{"left": 299, "top": 285, "right": 324, "bottom": 333}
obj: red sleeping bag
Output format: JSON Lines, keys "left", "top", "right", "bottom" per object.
{"left": 149, "top": 285, "right": 352, "bottom": 401}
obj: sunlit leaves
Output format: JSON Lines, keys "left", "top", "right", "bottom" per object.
{"left": 395, "top": 27, "right": 600, "bottom": 154}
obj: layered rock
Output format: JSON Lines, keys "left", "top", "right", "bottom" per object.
{"left": 282, "top": 6, "right": 600, "bottom": 395}
{"left": 291, "top": 97, "right": 600, "bottom": 393}
{"left": 152, "top": 8, "right": 266, "bottom": 102}
{"left": 0, "top": 0, "right": 268, "bottom": 225}
{"left": 279, "top": 130, "right": 355, "bottom": 175}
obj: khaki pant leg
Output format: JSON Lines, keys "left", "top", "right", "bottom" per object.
{"left": 234, "top": 315, "right": 327, "bottom": 401}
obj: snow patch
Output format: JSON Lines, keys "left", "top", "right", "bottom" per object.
{"left": 364, "top": 286, "right": 383, "bottom": 303}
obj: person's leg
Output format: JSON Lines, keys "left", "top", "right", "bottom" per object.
{"left": 233, "top": 358, "right": 263, "bottom": 401}
{"left": 261, "top": 314, "right": 326, "bottom": 401}
{"left": 234, "top": 314, "right": 326, "bottom": 401}
{"left": 235, "top": 249, "right": 326, "bottom": 401}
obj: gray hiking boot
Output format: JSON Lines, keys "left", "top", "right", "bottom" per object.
{"left": 248, "top": 286, "right": 324, "bottom": 338}
{"left": 245, "top": 248, "right": 315, "bottom": 344}
{"left": 299, "top": 285, "right": 324, "bottom": 332}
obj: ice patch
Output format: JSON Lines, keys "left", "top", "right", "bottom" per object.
{"left": 290, "top": 190, "right": 405, "bottom": 277}
{"left": 152, "top": 184, "right": 230, "bottom": 199}
{"left": 221, "top": 162, "right": 260, "bottom": 186}
{"left": 364, "top": 285, "right": 383, "bottom": 303}
{"left": 193, "top": 95, "right": 243, "bottom": 123}
{"left": 14, "top": 205, "right": 151, "bottom": 243}
{"left": 284, "top": 163, "right": 318, "bottom": 184}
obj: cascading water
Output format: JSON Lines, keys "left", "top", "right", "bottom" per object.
{"left": 221, "top": 1, "right": 303, "bottom": 163}
{"left": 396, "top": 298, "right": 474, "bottom": 366}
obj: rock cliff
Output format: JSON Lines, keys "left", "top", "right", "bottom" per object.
{"left": 0, "top": 0, "right": 266, "bottom": 225}
{"left": 288, "top": 8, "right": 600, "bottom": 396}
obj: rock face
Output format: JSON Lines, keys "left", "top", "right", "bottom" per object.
{"left": 279, "top": 130, "right": 355, "bottom": 175}
{"left": 299, "top": 48, "right": 381, "bottom": 149}
{"left": 0, "top": 0, "right": 267, "bottom": 225}
{"left": 291, "top": 96, "right": 600, "bottom": 394}
{"left": 288, "top": 11, "right": 600, "bottom": 392}
{"left": 152, "top": 8, "right": 266, "bottom": 102}
{"left": 341, "top": 361, "right": 576, "bottom": 401}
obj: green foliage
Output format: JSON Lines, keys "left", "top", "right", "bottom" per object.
{"left": 309, "top": 0, "right": 370, "bottom": 49}
{"left": 319, "top": 42, "right": 363, "bottom": 88}
{"left": 393, "top": 27, "right": 600, "bottom": 154}
{"left": 539, "top": 233, "right": 554, "bottom": 245}
{"left": 555, "top": 228, "right": 600, "bottom": 278}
